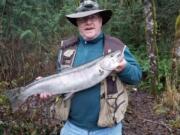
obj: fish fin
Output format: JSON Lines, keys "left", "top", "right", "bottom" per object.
{"left": 63, "top": 92, "right": 75, "bottom": 100}
{"left": 3, "top": 87, "right": 24, "bottom": 112}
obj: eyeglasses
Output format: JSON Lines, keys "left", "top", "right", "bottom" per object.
{"left": 77, "top": 15, "right": 100, "bottom": 23}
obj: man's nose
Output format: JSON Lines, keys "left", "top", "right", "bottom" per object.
{"left": 84, "top": 17, "right": 93, "bottom": 24}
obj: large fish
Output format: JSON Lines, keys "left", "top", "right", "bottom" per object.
{"left": 5, "top": 47, "right": 126, "bottom": 112}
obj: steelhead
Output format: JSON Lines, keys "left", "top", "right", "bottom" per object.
{"left": 6, "top": 47, "right": 126, "bottom": 112}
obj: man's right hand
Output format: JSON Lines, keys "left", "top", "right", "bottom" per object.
{"left": 36, "top": 76, "right": 52, "bottom": 99}
{"left": 39, "top": 92, "right": 52, "bottom": 99}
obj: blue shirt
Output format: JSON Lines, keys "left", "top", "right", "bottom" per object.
{"left": 68, "top": 33, "right": 142, "bottom": 130}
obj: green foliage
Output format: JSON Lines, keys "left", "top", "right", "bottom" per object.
{"left": 0, "top": 0, "right": 178, "bottom": 91}
{"left": 106, "top": 1, "right": 145, "bottom": 47}
{"left": 0, "top": 95, "right": 9, "bottom": 105}
{"left": 156, "top": 0, "right": 180, "bottom": 40}
{"left": 1, "top": 0, "right": 77, "bottom": 43}
{"left": 20, "top": 30, "right": 35, "bottom": 41}
{"left": 0, "top": 0, "right": 6, "bottom": 8}
{"left": 0, "top": 0, "right": 78, "bottom": 89}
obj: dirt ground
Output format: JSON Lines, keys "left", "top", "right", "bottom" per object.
{"left": 1, "top": 89, "right": 180, "bottom": 135}
{"left": 122, "top": 90, "right": 180, "bottom": 135}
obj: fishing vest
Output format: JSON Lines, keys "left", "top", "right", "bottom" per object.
{"left": 52, "top": 35, "right": 128, "bottom": 127}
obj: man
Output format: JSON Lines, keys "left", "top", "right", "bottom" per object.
{"left": 41, "top": 0, "right": 142, "bottom": 135}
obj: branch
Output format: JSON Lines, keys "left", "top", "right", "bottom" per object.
{"left": 141, "top": 117, "right": 173, "bottom": 133}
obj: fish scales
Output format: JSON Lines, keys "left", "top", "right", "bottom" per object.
{"left": 5, "top": 47, "right": 126, "bottom": 112}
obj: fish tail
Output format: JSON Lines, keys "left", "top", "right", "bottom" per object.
{"left": 3, "top": 87, "right": 24, "bottom": 112}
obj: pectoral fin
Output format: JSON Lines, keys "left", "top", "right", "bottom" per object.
{"left": 63, "top": 92, "right": 75, "bottom": 100}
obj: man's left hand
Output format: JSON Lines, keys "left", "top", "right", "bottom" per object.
{"left": 115, "top": 58, "right": 127, "bottom": 72}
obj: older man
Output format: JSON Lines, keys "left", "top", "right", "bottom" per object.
{"left": 41, "top": 0, "right": 142, "bottom": 135}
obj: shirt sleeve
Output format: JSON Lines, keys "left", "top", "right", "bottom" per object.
{"left": 118, "top": 47, "right": 142, "bottom": 85}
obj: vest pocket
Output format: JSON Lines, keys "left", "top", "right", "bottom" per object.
{"left": 97, "top": 98, "right": 115, "bottom": 127}
{"left": 106, "top": 76, "right": 117, "bottom": 95}
{"left": 50, "top": 97, "right": 71, "bottom": 121}
{"left": 98, "top": 77, "right": 128, "bottom": 127}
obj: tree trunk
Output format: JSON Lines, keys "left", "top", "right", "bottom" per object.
{"left": 172, "top": 15, "right": 180, "bottom": 91}
{"left": 144, "top": 0, "right": 158, "bottom": 95}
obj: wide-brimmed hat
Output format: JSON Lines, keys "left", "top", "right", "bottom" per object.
{"left": 66, "top": 0, "right": 112, "bottom": 26}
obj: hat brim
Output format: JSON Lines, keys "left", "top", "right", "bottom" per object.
{"left": 66, "top": 9, "right": 112, "bottom": 26}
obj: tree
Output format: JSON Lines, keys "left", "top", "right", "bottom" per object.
{"left": 172, "top": 15, "right": 180, "bottom": 90}
{"left": 144, "top": 0, "right": 158, "bottom": 95}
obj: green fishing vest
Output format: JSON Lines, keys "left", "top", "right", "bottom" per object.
{"left": 52, "top": 35, "right": 128, "bottom": 127}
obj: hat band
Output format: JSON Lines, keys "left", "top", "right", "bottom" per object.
{"left": 76, "top": 0, "right": 99, "bottom": 12}
{"left": 76, "top": 6, "right": 99, "bottom": 12}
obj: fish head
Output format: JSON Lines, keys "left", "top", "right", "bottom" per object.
{"left": 100, "top": 50, "right": 124, "bottom": 71}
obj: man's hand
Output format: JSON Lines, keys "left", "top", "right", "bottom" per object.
{"left": 115, "top": 58, "right": 127, "bottom": 72}
{"left": 36, "top": 76, "right": 52, "bottom": 99}
{"left": 39, "top": 92, "right": 52, "bottom": 99}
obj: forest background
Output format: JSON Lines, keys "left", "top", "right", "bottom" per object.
{"left": 0, "top": 0, "right": 179, "bottom": 134}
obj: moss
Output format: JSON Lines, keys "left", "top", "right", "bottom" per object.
{"left": 0, "top": 95, "right": 10, "bottom": 105}
{"left": 175, "top": 15, "right": 180, "bottom": 39}
{"left": 175, "top": 15, "right": 180, "bottom": 31}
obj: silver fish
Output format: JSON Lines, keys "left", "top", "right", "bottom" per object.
{"left": 6, "top": 46, "right": 126, "bottom": 112}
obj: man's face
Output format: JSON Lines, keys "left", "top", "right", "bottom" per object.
{"left": 76, "top": 14, "right": 102, "bottom": 41}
